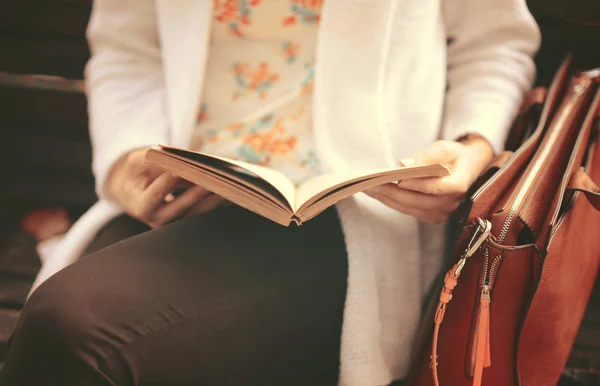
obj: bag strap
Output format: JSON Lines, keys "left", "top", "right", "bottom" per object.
{"left": 568, "top": 168, "right": 600, "bottom": 211}
{"left": 431, "top": 265, "right": 460, "bottom": 386}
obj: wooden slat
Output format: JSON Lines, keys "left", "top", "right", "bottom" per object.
{"left": 0, "top": 82, "right": 93, "bottom": 209}
{"left": 0, "top": 1, "right": 92, "bottom": 38}
{"left": 0, "top": 36, "right": 89, "bottom": 78}
{"left": 0, "top": 72, "right": 85, "bottom": 93}
{"left": 0, "top": 85, "right": 88, "bottom": 139}
{"left": 528, "top": 0, "right": 600, "bottom": 26}
{"left": 0, "top": 133, "right": 92, "bottom": 175}
{"left": 0, "top": 0, "right": 91, "bottom": 4}
{"left": 0, "top": 172, "right": 97, "bottom": 207}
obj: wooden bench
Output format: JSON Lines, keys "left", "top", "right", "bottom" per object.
{"left": 0, "top": 0, "right": 93, "bottom": 357}
{"left": 0, "top": 0, "right": 94, "bottom": 222}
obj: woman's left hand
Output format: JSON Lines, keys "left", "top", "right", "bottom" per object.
{"left": 365, "top": 136, "right": 495, "bottom": 224}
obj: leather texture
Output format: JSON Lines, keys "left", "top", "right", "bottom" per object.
{"left": 517, "top": 83, "right": 600, "bottom": 386}
{"left": 518, "top": 75, "right": 597, "bottom": 245}
{"left": 505, "top": 87, "right": 547, "bottom": 152}
{"left": 568, "top": 168, "right": 600, "bottom": 210}
{"left": 469, "top": 56, "right": 571, "bottom": 221}
{"left": 407, "top": 56, "right": 600, "bottom": 386}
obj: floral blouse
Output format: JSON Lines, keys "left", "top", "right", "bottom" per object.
{"left": 193, "top": 0, "right": 324, "bottom": 185}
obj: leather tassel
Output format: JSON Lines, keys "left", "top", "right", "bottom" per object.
{"left": 473, "top": 291, "right": 491, "bottom": 386}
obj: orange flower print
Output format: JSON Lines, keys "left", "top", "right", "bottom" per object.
{"left": 251, "top": 113, "right": 277, "bottom": 133}
{"left": 269, "top": 137, "right": 298, "bottom": 155}
{"left": 241, "top": 129, "right": 277, "bottom": 164}
{"left": 246, "top": 116, "right": 285, "bottom": 148}
{"left": 280, "top": 41, "right": 300, "bottom": 65}
{"left": 214, "top": 0, "right": 262, "bottom": 37}
{"left": 282, "top": 0, "right": 323, "bottom": 27}
{"left": 203, "top": 128, "right": 220, "bottom": 144}
{"left": 198, "top": 103, "right": 208, "bottom": 122}
{"left": 226, "top": 122, "right": 246, "bottom": 137}
{"left": 238, "top": 145, "right": 270, "bottom": 165}
{"left": 232, "top": 62, "right": 280, "bottom": 100}
{"left": 300, "top": 65, "right": 314, "bottom": 95}
{"left": 300, "top": 151, "right": 320, "bottom": 173}
{"left": 226, "top": 113, "right": 275, "bottom": 139}
{"left": 233, "top": 113, "right": 299, "bottom": 164}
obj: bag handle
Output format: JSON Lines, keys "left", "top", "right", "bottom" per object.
{"left": 568, "top": 168, "right": 600, "bottom": 211}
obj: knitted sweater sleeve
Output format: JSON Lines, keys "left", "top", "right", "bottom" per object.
{"left": 441, "top": 0, "right": 541, "bottom": 154}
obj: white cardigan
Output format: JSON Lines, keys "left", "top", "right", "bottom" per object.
{"left": 32, "top": 1, "right": 540, "bottom": 385}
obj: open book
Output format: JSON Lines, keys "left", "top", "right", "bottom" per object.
{"left": 145, "top": 146, "right": 450, "bottom": 226}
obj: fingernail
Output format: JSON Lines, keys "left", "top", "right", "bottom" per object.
{"left": 399, "top": 157, "right": 416, "bottom": 167}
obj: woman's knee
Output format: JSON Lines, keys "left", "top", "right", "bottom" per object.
{"left": 13, "top": 269, "right": 130, "bottom": 364}
{"left": 0, "top": 272, "right": 134, "bottom": 385}
{"left": 17, "top": 277, "right": 101, "bottom": 353}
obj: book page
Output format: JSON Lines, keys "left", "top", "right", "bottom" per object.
{"left": 158, "top": 146, "right": 297, "bottom": 209}
{"left": 294, "top": 164, "right": 450, "bottom": 212}
{"left": 148, "top": 152, "right": 293, "bottom": 226}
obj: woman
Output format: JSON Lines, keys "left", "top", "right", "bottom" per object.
{"left": 0, "top": 0, "right": 539, "bottom": 385}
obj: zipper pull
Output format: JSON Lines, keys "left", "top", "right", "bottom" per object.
{"left": 454, "top": 218, "right": 492, "bottom": 277}
{"left": 431, "top": 218, "right": 492, "bottom": 386}
{"left": 473, "top": 287, "right": 492, "bottom": 386}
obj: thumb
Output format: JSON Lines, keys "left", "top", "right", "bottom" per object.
{"left": 129, "top": 148, "right": 166, "bottom": 185}
{"left": 399, "top": 140, "right": 462, "bottom": 167}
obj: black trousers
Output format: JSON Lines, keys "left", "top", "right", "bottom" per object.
{"left": 0, "top": 206, "right": 349, "bottom": 386}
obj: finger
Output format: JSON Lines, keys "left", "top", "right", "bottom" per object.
{"left": 174, "top": 179, "right": 194, "bottom": 191}
{"left": 398, "top": 139, "right": 492, "bottom": 195}
{"left": 114, "top": 175, "right": 147, "bottom": 211}
{"left": 366, "top": 192, "right": 452, "bottom": 224}
{"left": 368, "top": 192, "right": 452, "bottom": 224}
{"left": 366, "top": 189, "right": 459, "bottom": 218}
{"left": 124, "top": 150, "right": 172, "bottom": 190}
{"left": 453, "top": 144, "right": 491, "bottom": 181}
{"left": 164, "top": 193, "right": 176, "bottom": 203}
{"left": 396, "top": 141, "right": 471, "bottom": 195}
{"left": 134, "top": 173, "right": 180, "bottom": 220}
{"left": 123, "top": 149, "right": 157, "bottom": 175}
{"left": 162, "top": 179, "right": 196, "bottom": 204}
{"left": 184, "top": 195, "right": 227, "bottom": 218}
{"left": 142, "top": 167, "right": 168, "bottom": 189}
{"left": 397, "top": 174, "right": 470, "bottom": 196}
{"left": 399, "top": 140, "right": 462, "bottom": 167}
{"left": 367, "top": 183, "right": 463, "bottom": 212}
{"left": 148, "top": 186, "right": 212, "bottom": 227}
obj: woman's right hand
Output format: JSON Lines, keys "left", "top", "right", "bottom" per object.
{"left": 108, "top": 148, "right": 225, "bottom": 228}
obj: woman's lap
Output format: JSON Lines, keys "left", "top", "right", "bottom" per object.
{"left": 0, "top": 205, "right": 348, "bottom": 386}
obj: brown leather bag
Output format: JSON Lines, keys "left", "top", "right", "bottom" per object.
{"left": 407, "top": 56, "right": 600, "bottom": 386}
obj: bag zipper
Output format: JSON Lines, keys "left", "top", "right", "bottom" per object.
{"left": 468, "top": 247, "right": 502, "bottom": 379}
{"left": 430, "top": 218, "right": 491, "bottom": 386}
{"left": 466, "top": 75, "right": 592, "bottom": 386}
{"left": 497, "top": 77, "right": 588, "bottom": 245}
